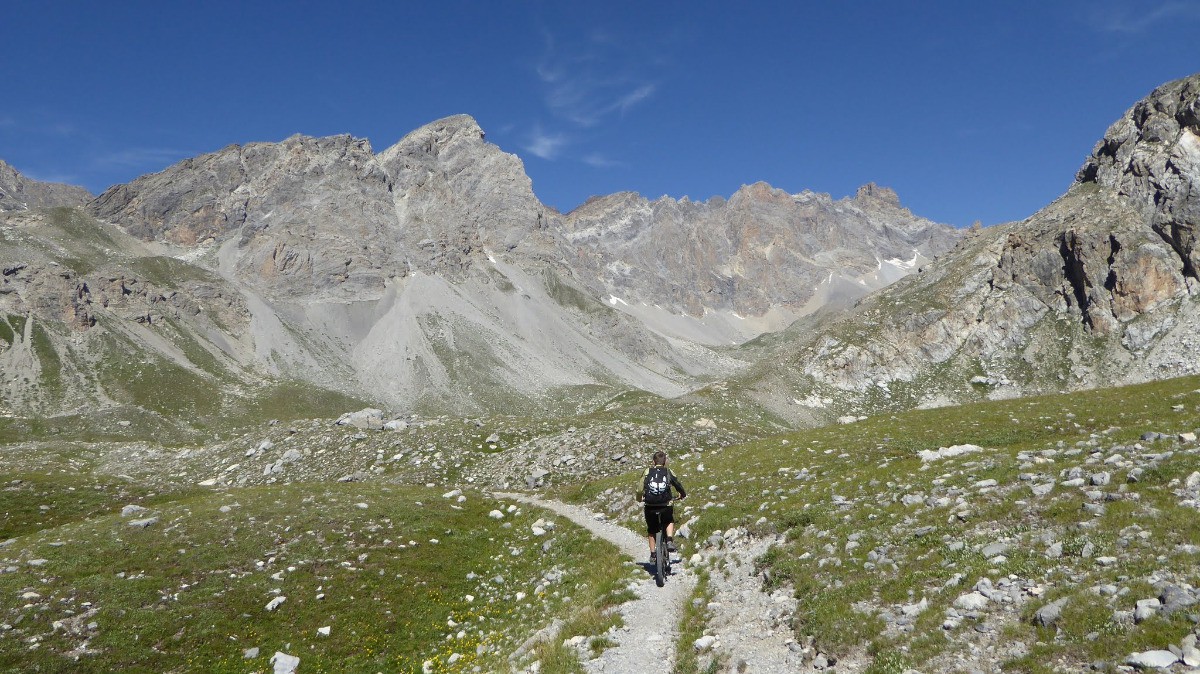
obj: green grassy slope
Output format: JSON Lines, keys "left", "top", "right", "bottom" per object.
{"left": 0, "top": 481, "right": 633, "bottom": 673}
{"left": 562, "top": 375, "right": 1200, "bottom": 672}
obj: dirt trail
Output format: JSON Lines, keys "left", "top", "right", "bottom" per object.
{"left": 498, "top": 493, "right": 695, "bottom": 673}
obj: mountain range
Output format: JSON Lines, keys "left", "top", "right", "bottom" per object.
{"left": 2, "top": 72, "right": 1198, "bottom": 429}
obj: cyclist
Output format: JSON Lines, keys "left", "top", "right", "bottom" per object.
{"left": 635, "top": 451, "right": 686, "bottom": 563}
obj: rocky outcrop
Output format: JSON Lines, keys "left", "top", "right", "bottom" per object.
{"left": 1077, "top": 73, "right": 1200, "bottom": 287}
{"left": 746, "top": 72, "right": 1200, "bottom": 423}
{"left": 0, "top": 160, "right": 92, "bottom": 211}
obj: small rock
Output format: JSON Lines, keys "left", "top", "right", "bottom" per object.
{"left": 265, "top": 596, "right": 287, "bottom": 612}
{"left": 271, "top": 651, "right": 300, "bottom": 674}
{"left": 693, "top": 635, "right": 717, "bottom": 652}
{"left": 1031, "top": 483, "right": 1054, "bottom": 497}
{"left": 1134, "top": 598, "right": 1161, "bottom": 623}
{"left": 120, "top": 505, "right": 148, "bottom": 517}
{"left": 317, "top": 626, "right": 331, "bottom": 636}
{"left": 953, "top": 592, "right": 989, "bottom": 611}
{"left": 128, "top": 517, "right": 158, "bottom": 528}
{"left": 1035, "top": 598, "right": 1068, "bottom": 627}
{"left": 244, "top": 646, "right": 260, "bottom": 659}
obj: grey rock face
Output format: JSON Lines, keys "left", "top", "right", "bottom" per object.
{"left": 377, "top": 114, "right": 555, "bottom": 277}
{"left": 559, "top": 181, "right": 958, "bottom": 342}
{"left": 0, "top": 160, "right": 92, "bottom": 212}
{"left": 91, "top": 134, "right": 398, "bottom": 300}
{"left": 745, "top": 72, "right": 1200, "bottom": 422}
{"left": 1078, "top": 75, "right": 1200, "bottom": 284}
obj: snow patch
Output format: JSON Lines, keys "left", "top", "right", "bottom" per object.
{"left": 607, "top": 295, "right": 629, "bottom": 307}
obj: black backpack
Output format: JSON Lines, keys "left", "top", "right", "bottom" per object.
{"left": 643, "top": 466, "right": 672, "bottom": 505}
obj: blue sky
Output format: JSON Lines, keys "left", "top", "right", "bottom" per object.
{"left": 2, "top": 1, "right": 1198, "bottom": 227}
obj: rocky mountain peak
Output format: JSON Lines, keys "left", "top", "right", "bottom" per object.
{"left": 0, "top": 159, "right": 92, "bottom": 212}
{"left": 728, "top": 181, "right": 793, "bottom": 207}
{"left": 854, "top": 182, "right": 901, "bottom": 205}
{"left": 1075, "top": 72, "right": 1200, "bottom": 282}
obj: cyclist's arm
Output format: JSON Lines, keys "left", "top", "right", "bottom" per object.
{"left": 670, "top": 472, "right": 686, "bottom": 499}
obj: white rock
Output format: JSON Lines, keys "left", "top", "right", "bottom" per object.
{"left": 694, "top": 635, "right": 718, "bottom": 651}
{"left": 443, "top": 489, "right": 462, "bottom": 499}
{"left": 1134, "top": 598, "right": 1161, "bottom": 622}
{"left": 270, "top": 651, "right": 300, "bottom": 674}
{"left": 1126, "top": 650, "right": 1179, "bottom": 669}
{"left": 317, "top": 625, "right": 331, "bottom": 636}
{"left": 953, "top": 592, "right": 989, "bottom": 611}
{"left": 198, "top": 479, "right": 217, "bottom": 487}
{"left": 918, "top": 444, "right": 982, "bottom": 462}
{"left": 120, "top": 505, "right": 148, "bottom": 517}
{"left": 265, "top": 596, "right": 287, "bottom": 611}
{"left": 488, "top": 510, "right": 504, "bottom": 519}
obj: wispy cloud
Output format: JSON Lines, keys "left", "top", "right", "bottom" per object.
{"left": 90, "top": 147, "right": 189, "bottom": 171}
{"left": 1088, "top": 1, "right": 1200, "bottom": 33}
{"left": 21, "top": 169, "right": 79, "bottom": 185}
{"left": 524, "top": 23, "right": 667, "bottom": 163}
{"left": 523, "top": 126, "right": 568, "bottom": 160}
{"left": 582, "top": 153, "right": 624, "bottom": 169}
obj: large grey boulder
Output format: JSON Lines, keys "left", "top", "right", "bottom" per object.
{"left": 336, "top": 408, "right": 385, "bottom": 430}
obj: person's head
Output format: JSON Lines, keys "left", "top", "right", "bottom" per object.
{"left": 652, "top": 451, "right": 667, "bottom": 466}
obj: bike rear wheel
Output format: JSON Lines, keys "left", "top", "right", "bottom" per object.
{"left": 654, "top": 530, "right": 667, "bottom": 587}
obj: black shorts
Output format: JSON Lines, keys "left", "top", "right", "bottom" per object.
{"left": 644, "top": 505, "right": 674, "bottom": 536}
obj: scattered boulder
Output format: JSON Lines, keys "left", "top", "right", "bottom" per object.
{"left": 336, "top": 408, "right": 384, "bottom": 430}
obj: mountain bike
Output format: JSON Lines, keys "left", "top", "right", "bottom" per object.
{"left": 650, "top": 507, "right": 673, "bottom": 587}
{"left": 648, "top": 501, "right": 686, "bottom": 585}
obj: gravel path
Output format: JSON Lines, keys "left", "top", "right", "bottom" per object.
{"left": 498, "top": 493, "right": 695, "bottom": 673}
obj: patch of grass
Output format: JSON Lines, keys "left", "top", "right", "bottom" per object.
{"left": 674, "top": 566, "right": 723, "bottom": 674}
{"left": 46, "top": 207, "right": 117, "bottom": 249}
{"left": 0, "top": 472, "right": 197, "bottom": 540}
{"left": 543, "top": 269, "right": 613, "bottom": 316}
{"left": 30, "top": 322, "right": 63, "bottom": 397}
{"left": 6, "top": 314, "right": 26, "bottom": 339}
{"left": 128, "top": 256, "right": 222, "bottom": 288}
{"left": 0, "top": 483, "right": 630, "bottom": 673}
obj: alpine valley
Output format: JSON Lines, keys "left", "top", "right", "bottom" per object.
{"left": 0, "top": 74, "right": 1199, "bottom": 674}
